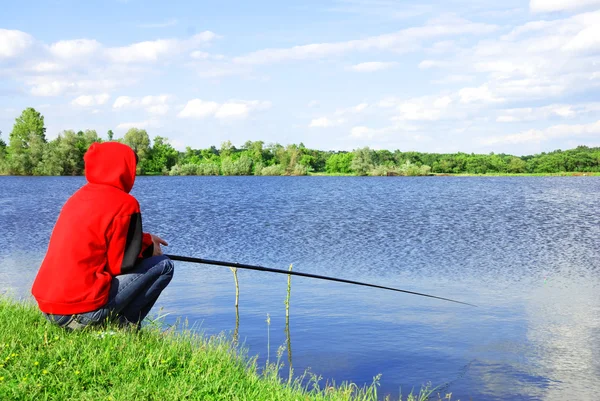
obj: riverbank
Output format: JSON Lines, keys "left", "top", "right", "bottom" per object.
{"left": 306, "top": 172, "right": 600, "bottom": 177}
{"left": 0, "top": 298, "right": 445, "bottom": 401}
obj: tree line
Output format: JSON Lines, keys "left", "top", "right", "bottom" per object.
{"left": 2, "top": 107, "right": 600, "bottom": 177}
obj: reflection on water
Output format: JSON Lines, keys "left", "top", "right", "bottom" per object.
{"left": 1, "top": 176, "right": 600, "bottom": 400}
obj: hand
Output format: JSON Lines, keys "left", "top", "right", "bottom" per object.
{"left": 150, "top": 234, "right": 168, "bottom": 256}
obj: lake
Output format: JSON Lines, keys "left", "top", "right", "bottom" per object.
{"left": 1, "top": 176, "right": 599, "bottom": 400}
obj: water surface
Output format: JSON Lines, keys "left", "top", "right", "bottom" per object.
{"left": 1, "top": 176, "right": 599, "bottom": 400}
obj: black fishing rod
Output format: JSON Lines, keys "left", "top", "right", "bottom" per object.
{"left": 165, "top": 254, "right": 477, "bottom": 307}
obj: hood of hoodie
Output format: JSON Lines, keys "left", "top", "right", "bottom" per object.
{"left": 84, "top": 142, "right": 137, "bottom": 193}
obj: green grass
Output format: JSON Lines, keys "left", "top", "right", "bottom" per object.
{"left": 435, "top": 172, "right": 600, "bottom": 177}
{"left": 310, "top": 171, "right": 600, "bottom": 177}
{"left": 0, "top": 298, "right": 452, "bottom": 401}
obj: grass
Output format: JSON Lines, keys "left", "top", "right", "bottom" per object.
{"left": 309, "top": 171, "right": 600, "bottom": 177}
{"left": 436, "top": 172, "right": 600, "bottom": 177}
{"left": 0, "top": 297, "right": 453, "bottom": 401}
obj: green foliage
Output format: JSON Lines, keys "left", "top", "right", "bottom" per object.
{"left": 5, "top": 298, "right": 435, "bottom": 401}
{"left": 107, "top": 130, "right": 114, "bottom": 141}
{"left": 5, "top": 108, "right": 600, "bottom": 177}
{"left": 260, "top": 164, "right": 285, "bottom": 176}
{"left": 122, "top": 128, "right": 151, "bottom": 174}
{"left": 145, "top": 136, "right": 178, "bottom": 175}
{"left": 326, "top": 153, "right": 353, "bottom": 174}
{"left": 7, "top": 108, "right": 47, "bottom": 175}
{"left": 221, "top": 155, "right": 253, "bottom": 176}
{"left": 351, "top": 147, "right": 375, "bottom": 176}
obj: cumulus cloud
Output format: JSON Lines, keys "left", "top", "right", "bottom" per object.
{"left": 392, "top": 95, "right": 454, "bottom": 121}
{"left": 71, "top": 93, "right": 110, "bottom": 107}
{"left": 28, "top": 76, "right": 128, "bottom": 97}
{"left": 350, "top": 126, "right": 374, "bottom": 139}
{"left": 190, "top": 50, "right": 225, "bottom": 60}
{"left": 106, "top": 31, "right": 217, "bottom": 63}
{"left": 349, "top": 62, "right": 397, "bottom": 72}
{"left": 530, "top": 0, "right": 600, "bottom": 13}
{"left": 459, "top": 85, "right": 504, "bottom": 103}
{"left": 31, "top": 62, "right": 64, "bottom": 73}
{"left": 421, "top": 10, "right": 600, "bottom": 103}
{"left": 233, "top": 16, "right": 497, "bottom": 65}
{"left": 178, "top": 99, "right": 271, "bottom": 120}
{"left": 49, "top": 39, "right": 101, "bottom": 60}
{"left": 112, "top": 95, "right": 173, "bottom": 115}
{"left": 495, "top": 103, "right": 600, "bottom": 122}
{"left": 482, "top": 120, "right": 600, "bottom": 145}
{"left": 309, "top": 117, "right": 346, "bottom": 128}
{"left": 0, "top": 29, "right": 33, "bottom": 59}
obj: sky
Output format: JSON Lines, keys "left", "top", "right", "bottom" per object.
{"left": 1, "top": 0, "right": 599, "bottom": 155}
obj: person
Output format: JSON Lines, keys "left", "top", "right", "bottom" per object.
{"left": 31, "top": 141, "right": 174, "bottom": 330}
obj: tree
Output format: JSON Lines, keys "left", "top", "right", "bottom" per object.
{"left": 325, "top": 152, "right": 353, "bottom": 173}
{"left": 146, "top": 136, "right": 179, "bottom": 174}
{"left": 507, "top": 157, "right": 526, "bottom": 173}
{"left": 107, "top": 130, "right": 114, "bottom": 141}
{"left": 122, "top": 128, "right": 151, "bottom": 174}
{"left": 220, "top": 140, "right": 235, "bottom": 158}
{"left": 8, "top": 108, "right": 47, "bottom": 175}
{"left": 351, "top": 147, "right": 374, "bottom": 175}
{"left": 0, "top": 131, "right": 7, "bottom": 174}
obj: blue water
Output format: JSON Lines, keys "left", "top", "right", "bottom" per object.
{"left": 1, "top": 176, "right": 600, "bottom": 400}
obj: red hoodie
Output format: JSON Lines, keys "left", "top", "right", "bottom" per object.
{"left": 32, "top": 142, "right": 153, "bottom": 315}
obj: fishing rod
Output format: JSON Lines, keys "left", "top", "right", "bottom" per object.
{"left": 165, "top": 254, "right": 477, "bottom": 307}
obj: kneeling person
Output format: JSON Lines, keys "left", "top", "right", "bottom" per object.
{"left": 32, "top": 142, "right": 174, "bottom": 330}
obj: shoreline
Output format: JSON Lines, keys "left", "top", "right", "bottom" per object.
{"left": 0, "top": 297, "right": 446, "bottom": 401}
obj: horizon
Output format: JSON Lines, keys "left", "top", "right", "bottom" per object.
{"left": 1, "top": 0, "right": 600, "bottom": 156}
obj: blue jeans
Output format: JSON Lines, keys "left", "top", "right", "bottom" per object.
{"left": 44, "top": 255, "right": 174, "bottom": 330}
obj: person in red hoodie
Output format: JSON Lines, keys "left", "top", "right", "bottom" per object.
{"left": 32, "top": 141, "right": 174, "bottom": 330}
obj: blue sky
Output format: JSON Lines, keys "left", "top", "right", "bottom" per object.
{"left": 1, "top": 0, "right": 599, "bottom": 155}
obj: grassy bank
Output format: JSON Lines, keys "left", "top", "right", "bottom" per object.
{"left": 0, "top": 298, "right": 447, "bottom": 401}
{"left": 434, "top": 172, "right": 600, "bottom": 177}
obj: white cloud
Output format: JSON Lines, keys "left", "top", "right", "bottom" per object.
{"left": 30, "top": 81, "right": 73, "bottom": 96}
{"left": 530, "top": 0, "right": 600, "bottom": 13}
{"left": 309, "top": 117, "right": 346, "bottom": 128}
{"left": 459, "top": 85, "right": 504, "bottom": 103}
{"left": 0, "top": 29, "right": 33, "bottom": 59}
{"left": 334, "top": 103, "right": 369, "bottom": 116}
{"left": 190, "top": 50, "right": 225, "bottom": 60}
{"left": 178, "top": 100, "right": 219, "bottom": 118}
{"left": 483, "top": 120, "right": 600, "bottom": 145}
{"left": 31, "top": 62, "right": 64, "bottom": 72}
{"left": 178, "top": 99, "right": 271, "bottom": 120}
{"left": 420, "top": 11, "right": 600, "bottom": 104}
{"left": 113, "top": 96, "right": 134, "bottom": 109}
{"left": 496, "top": 103, "right": 600, "bottom": 122}
{"left": 350, "top": 126, "right": 374, "bottom": 139}
{"left": 349, "top": 61, "right": 397, "bottom": 72}
{"left": 233, "top": 16, "right": 497, "bottom": 65}
{"left": 562, "top": 25, "right": 600, "bottom": 52}
{"left": 106, "top": 31, "right": 217, "bottom": 63}
{"left": 71, "top": 93, "right": 110, "bottom": 107}
{"left": 113, "top": 94, "right": 173, "bottom": 115}
{"left": 49, "top": 39, "right": 101, "bottom": 60}
{"left": 385, "top": 95, "right": 454, "bottom": 121}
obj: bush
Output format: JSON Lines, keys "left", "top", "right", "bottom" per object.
{"left": 290, "top": 163, "right": 308, "bottom": 176}
{"left": 260, "top": 164, "right": 285, "bottom": 176}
